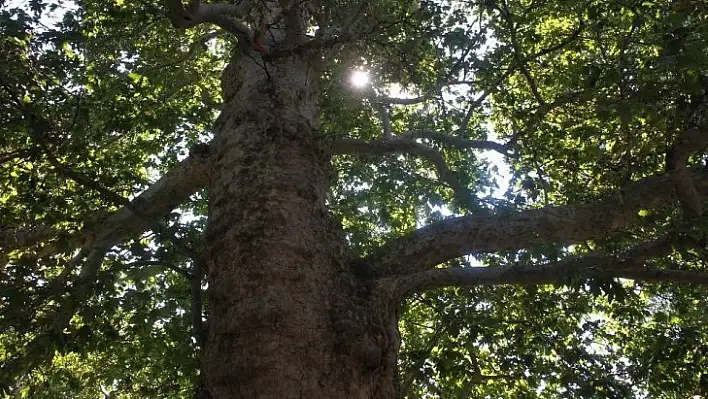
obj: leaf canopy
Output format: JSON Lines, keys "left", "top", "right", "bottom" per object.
{"left": 1, "top": 0, "right": 707, "bottom": 398}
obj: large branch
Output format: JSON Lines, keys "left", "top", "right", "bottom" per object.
{"left": 377, "top": 94, "right": 429, "bottom": 105}
{"left": 374, "top": 102, "right": 393, "bottom": 138}
{"left": 395, "top": 261, "right": 708, "bottom": 295}
{"left": 394, "top": 233, "right": 708, "bottom": 294}
{"left": 355, "top": 167, "right": 708, "bottom": 278}
{"left": 86, "top": 152, "right": 211, "bottom": 250}
{"left": 6, "top": 154, "right": 210, "bottom": 258}
{"left": 333, "top": 137, "right": 475, "bottom": 209}
{"left": 331, "top": 133, "right": 512, "bottom": 210}
{"left": 2, "top": 61, "right": 211, "bottom": 259}
{"left": 665, "top": 126, "right": 708, "bottom": 217}
{"left": 400, "top": 130, "right": 513, "bottom": 156}
{"left": 334, "top": 132, "right": 511, "bottom": 157}
{"left": 4, "top": 152, "right": 211, "bottom": 375}
{"left": 166, "top": 0, "right": 253, "bottom": 50}
{"left": 1, "top": 226, "right": 55, "bottom": 253}
{"left": 267, "top": 15, "right": 403, "bottom": 59}
{"left": 371, "top": 81, "right": 475, "bottom": 107}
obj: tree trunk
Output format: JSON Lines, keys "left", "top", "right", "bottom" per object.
{"left": 203, "top": 54, "right": 399, "bottom": 398}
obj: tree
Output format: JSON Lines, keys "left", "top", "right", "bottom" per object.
{"left": 1, "top": 0, "right": 708, "bottom": 397}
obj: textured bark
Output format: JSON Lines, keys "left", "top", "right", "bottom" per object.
{"left": 665, "top": 127, "right": 708, "bottom": 217}
{"left": 357, "top": 166, "right": 708, "bottom": 278}
{"left": 202, "top": 54, "right": 399, "bottom": 398}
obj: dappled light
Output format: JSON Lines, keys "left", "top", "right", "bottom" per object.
{"left": 1, "top": 0, "right": 708, "bottom": 398}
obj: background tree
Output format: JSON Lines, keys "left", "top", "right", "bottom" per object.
{"left": 1, "top": 0, "right": 708, "bottom": 397}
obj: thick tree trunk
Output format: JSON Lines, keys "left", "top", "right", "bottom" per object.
{"left": 203, "top": 54, "right": 399, "bottom": 398}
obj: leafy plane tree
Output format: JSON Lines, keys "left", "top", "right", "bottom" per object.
{"left": 1, "top": 0, "right": 708, "bottom": 398}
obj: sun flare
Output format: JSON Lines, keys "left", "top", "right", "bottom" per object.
{"left": 350, "top": 69, "right": 370, "bottom": 88}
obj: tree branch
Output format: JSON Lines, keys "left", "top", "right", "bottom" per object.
{"left": 7, "top": 154, "right": 210, "bottom": 259}
{"left": 400, "top": 130, "right": 513, "bottom": 156}
{"left": 377, "top": 94, "right": 430, "bottom": 106}
{"left": 375, "top": 81, "right": 475, "bottom": 107}
{"left": 0, "top": 226, "right": 55, "bottom": 252}
{"left": 3, "top": 95, "right": 211, "bottom": 258}
{"left": 665, "top": 126, "right": 708, "bottom": 217}
{"left": 374, "top": 102, "right": 393, "bottom": 138}
{"left": 396, "top": 261, "right": 708, "bottom": 295}
{"left": 191, "top": 257, "right": 205, "bottom": 348}
{"left": 500, "top": 2, "right": 545, "bottom": 105}
{"left": 334, "top": 132, "right": 511, "bottom": 157}
{"left": 166, "top": 0, "right": 253, "bottom": 50}
{"left": 340, "top": 0, "right": 371, "bottom": 36}
{"left": 455, "top": 8, "right": 584, "bottom": 133}
{"left": 266, "top": 15, "right": 401, "bottom": 59}
{"left": 456, "top": 15, "right": 583, "bottom": 134}
{"left": 84, "top": 154, "right": 211, "bottom": 251}
{"left": 333, "top": 137, "right": 475, "bottom": 209}
{"left": 112, "top": 258, "right": 205, "bottom": 348}
{"left": 395, "top": 234, "right": 708, "bottom": 294}
{"left": 6, "top": 149, "right": 210, "bottom": 374}
{"left": 355, "top": 166, "right": 708, "bottom": 278}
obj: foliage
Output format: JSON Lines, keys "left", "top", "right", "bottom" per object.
{"left": 1, "top": 0, "right": 707, "bottom": 398}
